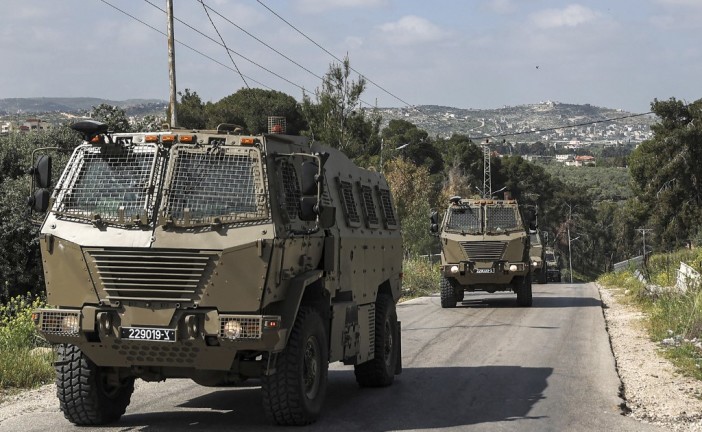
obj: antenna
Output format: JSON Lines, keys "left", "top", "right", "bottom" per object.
{"left": 482, "top": 139, "right": 491, "bottom": 198}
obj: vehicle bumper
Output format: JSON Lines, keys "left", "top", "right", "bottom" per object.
{"left": 32, "top": 307, "right": 285, "bottom": 371}
{"left": 440, "top": 261, "right": 529, "bottom": 285}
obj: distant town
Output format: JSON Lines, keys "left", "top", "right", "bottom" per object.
{"left": 1, "top": 98, "right": 654, "bottom": 167}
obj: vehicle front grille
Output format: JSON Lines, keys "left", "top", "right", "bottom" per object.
{"left": 460, "top": 241, "right": 507, "bottom": 261}
{"left": 85, "top": 248, "right": 217, "bottom": 303}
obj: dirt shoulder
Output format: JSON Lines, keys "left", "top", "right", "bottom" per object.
{"left": 598, "top": 283, "right": 702, "bottom": 431}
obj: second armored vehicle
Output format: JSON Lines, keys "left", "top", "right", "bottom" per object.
{"left": 545, "top": 247, "right": 561, "bottom": 282}
{"left": 431, "top": 194, "right": 532, "bottom": 307}
{"left": 529, "top": 229, "right": 547, "bottom": 284}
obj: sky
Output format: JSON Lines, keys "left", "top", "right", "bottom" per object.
{"left": 1, "top": 0, "right": 701, "bottom": 113}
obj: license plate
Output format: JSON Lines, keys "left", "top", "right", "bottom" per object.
{"left": 475, "top": 268, "right": 495, "bottom": 274}
{"left": 121, "top": 327, "right": 176, "bottom": 342}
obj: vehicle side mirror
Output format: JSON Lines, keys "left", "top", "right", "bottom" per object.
{"left": 27, "top": 188, "right": 50, "bottom": 213}
{"left": 429, "top": 211, "right": 439, "bottom": 233}
{"left": 301, "top": 161, "right": 319, "bottom": 196}
{"left": 300, "top": 196, "right": 317, "bottom": 221}
{"left": 30, "top": 155, "right": 52, "bottom": 189}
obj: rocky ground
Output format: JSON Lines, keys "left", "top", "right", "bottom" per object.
{"left": 2, "top": 285, "right": 702, "bottom": 430}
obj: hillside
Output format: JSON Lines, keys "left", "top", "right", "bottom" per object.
{"left": 0, "top": 97, "right": 166, "bottom": 117}
{"left": 1, "top": 98, "right": 655, "bottom": 145}
{"left": 377, "top": 101, "right": 655, "bottom": 143}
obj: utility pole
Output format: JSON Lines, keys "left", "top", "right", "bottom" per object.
{"left": 568, "top": 225, "right": 580, "bottom": 284}
{"left": 167, "top": 0, "right": 178, "bottom": 128}
{"left": 636, "top": 228, "right": 653, "bottom": 260}
{"left": 483, "top": 139, "right": 491, "bottom": 198}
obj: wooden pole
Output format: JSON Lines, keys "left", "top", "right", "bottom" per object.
{"left": 167, "top": 0, "right": 177, "bottom": 128}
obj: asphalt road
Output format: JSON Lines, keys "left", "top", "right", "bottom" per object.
{"left": 1, "top": 282, "right": 665, "bottom": 432}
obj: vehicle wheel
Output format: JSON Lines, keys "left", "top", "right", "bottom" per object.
{"left": 539, "top": 269, "right": 547, "bottom": 284}
{"left": 354, "top": 294, "right": 400, "bottom": 387}
{"left": 55, "top": 344, "right": 134, "bottom": 425}
{"left": 455, "top": 286, "right": 464, "bottom": 303}
{"left": 261, "top": 307, "right": 328, "bottom": 425}
{"left": 440, "top": 276, "right": 458, "bottom": 308}
{"left": 517, "top": 272, "right": 533, "bottom": 307}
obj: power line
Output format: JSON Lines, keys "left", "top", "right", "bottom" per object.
{"left": 197, "top": 0, "right": 250, "bottom": 89}
{"left": 199, "top": 2, "right": 323, "bottom": 81}
{"left": 197, "top": 2, "right": 380, "bottom": 109}
{"left": 100, "top": 0, "right": 276, "bottom": 90}
{"left": 470, "top": 111, "right": 654, "bottom": 141}
{"left": 255, "top": 0, "right": 416, "bottom": 110}
{"left": 137, "top": 0, "right": 308, "bottom": 92}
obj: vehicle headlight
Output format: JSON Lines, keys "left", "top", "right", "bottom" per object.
{"left": 509, "top": 264, "right": 518, "bottom": 272}
{"left": 223, "top": 320, "right": 242, "bottom": 339}
{"left": 61, "top": 315, "right": 80, "bottom": 334}
{"left": 450, "top": 265, "right": 459, "bottom": 274}
{"left": 532, "top": 261, "right": 538, "bottom": 267}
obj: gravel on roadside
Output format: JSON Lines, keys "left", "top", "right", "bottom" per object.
{"left": 599, "top": 283, "right": 702, "bottom": 432}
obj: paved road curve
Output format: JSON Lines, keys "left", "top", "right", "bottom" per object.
{"left": 1, "top": 283, "right": 665, "bottom": 431}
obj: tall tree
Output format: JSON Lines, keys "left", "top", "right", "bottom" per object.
{"left": 174, "top": 89, "right": 207, "bottom": 130}
{"left": 301, "top": 56, "right": 378, "bottom": 160}
{"left": 207, "top": 88, "right": 306, "bottom": 134}
{"left": 629, "top": 97, "right": 702, "bottom": 249}
{"left": 384, "top": 157, "right": 435, "bottom": 256}
{"left": 90, "top": 104, "right": 130, "bottom": 132}
{"left": 380, "top": 120, "right": 443, "bottom": 174}
{"left": 0, "top": 128, "right": 80, "bottom": 300}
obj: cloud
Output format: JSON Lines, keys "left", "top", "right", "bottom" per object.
{"left": 295, "top": 0, "right": 389, "bottom": 13}
{"left": 530, "top": 4, "right": 599, "bottom": 29}
{"left": 377, "top": 15, "right": 449, "bottom": 46}
{"left": 655, "top": 0, "right": 702, "bottom": 6}
{"left": 485, "top": 0, "right": 517, "bottom": 14}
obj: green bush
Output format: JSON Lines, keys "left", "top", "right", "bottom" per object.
{"left": 402, "top": 257, "right": 440, "bottom": 299}
{"left": 0, "top": 295, "right": 54, "bottom": 392}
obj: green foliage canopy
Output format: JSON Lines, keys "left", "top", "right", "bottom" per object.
{"left": 629, "top": 97, "right": 702, "bottom": 249}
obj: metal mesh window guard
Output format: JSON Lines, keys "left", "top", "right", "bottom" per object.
{"left": 54, "top": 144, "right": 157, "bottom": 224}
{"left": 377, "top": 188, "right": 397, "bottom": 228}
{"left": 447, "top": 206, "right": 482, "bottom": 233}
{"left": 280, "top": 161, "right": 301, "bottom": 219}
{"left": 163, "top": 146, "right": 267, "bottom": 226}
{"left": 360, "top": 185, "right": 379, "bottom": 226}
{"left": 486, "top": 206, "right": 519, "bottom": 232}
{"left": 338, "top": 180, "right": 361, "bottom": 225}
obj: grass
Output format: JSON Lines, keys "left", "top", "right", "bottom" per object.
{"left": 401, "top": 256, "right": 441, "bottom": 300}
{"left": 598, "top": 251, "right": 702, "bottom": 380}
{"left": 0, "top": 295, "right": 55, "bottom": 402}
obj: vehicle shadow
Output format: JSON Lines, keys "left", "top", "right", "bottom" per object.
{"left": 457, "top": 295, "right": 601, "bottom": 309}
{"left": 124, "top": 366, "right": 551, "bottom": 431}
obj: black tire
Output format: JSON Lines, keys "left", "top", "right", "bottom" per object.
{"left": 440, "top": 276, "right": 458, "bottom": 308}
{"left": 517, "top": 273, "right": 533, "bottom": 307}
{"left": 262, "top": 307, "right": 328, "bottom": 426}
{"left": 354, "top": 295, "right": 400, "bottom": 387}
{"left": 55, "top": 344, "right": 134, "bottom": 425}
{"left": 536, "top": 269, "right": 547, "bottom": 284}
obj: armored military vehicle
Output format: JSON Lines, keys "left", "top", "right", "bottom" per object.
{"left": 529, "top": 230, "right": 547, "bottom": 284}
{"left": 430, "top": 194, "right": 531, "bottom": 308}
{"left": 545, "top": 247, "right": 561, "bottom": 282}
{"left": 28, "top": 119, "right": 403, "bottom": 426}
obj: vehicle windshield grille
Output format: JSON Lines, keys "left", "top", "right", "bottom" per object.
{"left": 486, "top": 206, "right": 520, "bottom": 232}
{"left": 163, "top": 145, "right": 268, "bottom": 226}
{"left": 447, "top": 207, "right": 481, "bottom": 232}
{"left": 53, "top": 144, "right": 158, "bottom": 224}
